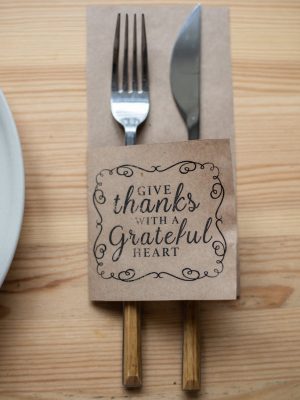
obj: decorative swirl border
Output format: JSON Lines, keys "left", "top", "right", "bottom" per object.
{"left": 93, "top": 161, "right": 226, "bottom": 282}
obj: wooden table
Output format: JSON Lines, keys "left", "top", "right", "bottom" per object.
{"left": 0, "top": 1, "right": 299, "bottom": 399}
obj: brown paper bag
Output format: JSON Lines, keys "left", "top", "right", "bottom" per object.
{"left": 86, "top": 4, "right": 238, "bottom": 301}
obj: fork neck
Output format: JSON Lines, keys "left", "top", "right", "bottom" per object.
{"left": 124, "top": 128, "right": 137, "bottom": 146}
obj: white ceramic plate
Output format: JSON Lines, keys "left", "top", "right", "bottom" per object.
{"left": 0, "top": 90, "right": 24, "bottom": 286}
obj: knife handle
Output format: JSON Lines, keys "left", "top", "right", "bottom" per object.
{"left": 123, "top": 301, "right": 142, "bottom": 388}
{"left": 182, "top": 300, "right": 200, "bottom": 391}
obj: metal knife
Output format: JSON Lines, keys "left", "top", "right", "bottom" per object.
{"left": 170, "top": 4, "right": 202, "bottom": 391}
{"left": 170, "top": 4, "right": 201, "bottom": 141}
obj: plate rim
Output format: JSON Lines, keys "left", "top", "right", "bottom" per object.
{"left": 0, "top": 90, "right": 25, "bottom": 287}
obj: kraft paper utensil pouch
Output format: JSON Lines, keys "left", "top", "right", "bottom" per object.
{"left": 86, "top": 4, "right": 238, "bottom": 301}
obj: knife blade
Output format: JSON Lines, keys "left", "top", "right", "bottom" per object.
{"left": 170, "top": 5, "right": 201, "bottom": 140}
{"left": 170, "top": 5, "right": 202, "bottom": 391}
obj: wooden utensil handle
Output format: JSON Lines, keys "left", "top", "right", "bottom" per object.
{"left": 182, "top": 300, "right": 200, "bottom": 391}
{"left": 123, "top": 301, "right": 142, "bottom": 388}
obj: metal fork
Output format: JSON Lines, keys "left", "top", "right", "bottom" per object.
{"left": 110, "top": 13, "right": 150, "bottom": 388}
{"left": 111, "top": 13, "right": 149, "bottom": 145}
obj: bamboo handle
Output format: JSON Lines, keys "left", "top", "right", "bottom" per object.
{"left": 182, "top": 300, "right": 200, "bottom": 391}
{"left": 123, "top": 301, "right": 142, "bottom": 388}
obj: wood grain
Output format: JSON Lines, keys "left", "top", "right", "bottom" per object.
{"left": 0, "top": 0, "right": 300, "bottom": 399}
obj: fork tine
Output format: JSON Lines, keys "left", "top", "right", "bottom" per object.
{"left": 141, "top": 14, "right": 148, "bottom": 92}
{"left": 122, "top": 14, "right": 129, "bottom": 91}
{"left": 132, "top": 14, "right": 138, "bottom": 91}
{"left": 112, "top": 13, "right": 120, "bottom": 92}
